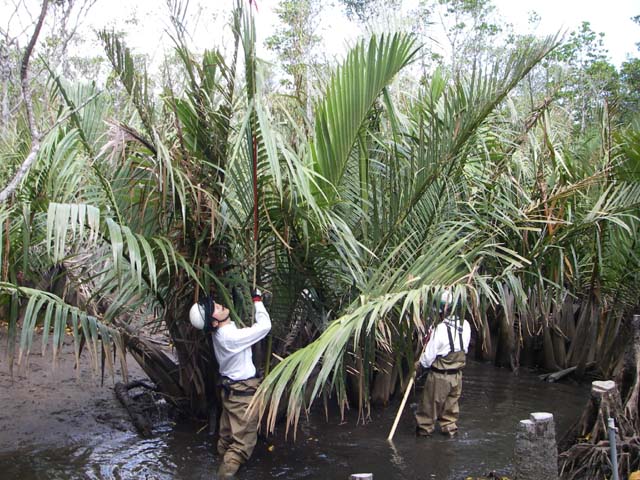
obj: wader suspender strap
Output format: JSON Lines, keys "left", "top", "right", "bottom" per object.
{"left": 446, "top": 323, "right": 455, "bottom": 353}
{"left": 445, "top": 320, "right": 465, "bottom": 353}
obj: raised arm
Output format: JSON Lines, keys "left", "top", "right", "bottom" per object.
{"left": 223, "top": 299, "right": 271, "bottom": 353}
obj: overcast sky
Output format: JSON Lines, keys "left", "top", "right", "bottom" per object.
{"left": 492, "top": 0, "right": 638, "bottom": 66}
{"left": 2, "top": 0, "right": 639, "bottom": 67}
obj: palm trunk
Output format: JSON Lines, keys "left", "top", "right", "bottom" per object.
{"left": 495, "top": 310, "right": 517, "bottom": 369}
{"left": 495, "top": 290, "right": 518, "bottom": 369}
{"left": 616, "top": 315, "right": 640, "bottom": 428}
{"left": 551, "top": 324, "right": 567, "bottom": 369}
{"left": 541, "top": 321, "right": 560, "bottom": 371}
{"left": 519, "top": 314, "right": 537, "bottom": 368}
{"left": 370, "top": 349, "right": 397, "bottom": 406}
{"left": 474, "top": 304, "right": 494, "bottom": 362}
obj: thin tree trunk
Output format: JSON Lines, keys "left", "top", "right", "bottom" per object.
{"left": 566, "top": 301, "right": 597, "bottom": 373}
{"left": 0, "top": 0, "right": 49, "bottom": 204}
{"left": 0, "top": 33, "right": 13, "bottom": 134}
{"left": 496, "top": 310, "right": 516, "bottom": 368}
{"left": 1, "top": 78, "right": 8, "bottom": 131}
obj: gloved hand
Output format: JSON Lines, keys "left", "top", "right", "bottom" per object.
{"left": 423, "top": 325, "right": 434, "bottom": 345}
{"left": 251, "top": 288, "right": 262, "bottom": 302}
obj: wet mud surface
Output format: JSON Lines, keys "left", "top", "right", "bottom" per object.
{"left": 0, "top": 326, "right": 145, "bottom": 454}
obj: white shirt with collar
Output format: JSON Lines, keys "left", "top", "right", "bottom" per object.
{"left": 419, "top": 315, "right": 471, "bottom": 368}
{"left": 212, "top": 301, "right": 271, "bottom": 381}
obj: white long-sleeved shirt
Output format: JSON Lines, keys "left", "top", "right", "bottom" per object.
{"left": 212, "top": 301, "right": 271, "bottom": 381}
{"left": 419, "top": 316, "right": 471, "bottom": 368}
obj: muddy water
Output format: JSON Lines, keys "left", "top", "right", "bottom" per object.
{"left": 0, "top": 361, "right": 588, "bottom": 480}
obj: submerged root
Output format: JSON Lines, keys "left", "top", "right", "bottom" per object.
{"left": 559, "top": 437, "right": 640, "bottom": 480}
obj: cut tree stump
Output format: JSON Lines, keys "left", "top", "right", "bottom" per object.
{"left": 559, "top": 380, "right": 639, "bottom": 479}
{"left": 514, "top": 412, "right": 558, "bottom": 480}
{"left": 559, "top": 315, "right": 640, "bottom": 479}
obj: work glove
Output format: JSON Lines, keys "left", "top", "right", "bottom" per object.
{"left": 423, "top": 325, "right": 434, "bottom": 345}
{"left": 251, "top": 288, "right": 262, "bottom": 302}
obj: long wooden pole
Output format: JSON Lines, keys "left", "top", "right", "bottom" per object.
{"left": 387, "top": 375, "right": 414, "bottom": 441}
{"left": 252, "top": 133, "right": 258, "bottom": 289}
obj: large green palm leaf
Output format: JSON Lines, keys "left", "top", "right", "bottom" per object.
{"left": 310, "top": 33, "right": 420, "bottom": 201}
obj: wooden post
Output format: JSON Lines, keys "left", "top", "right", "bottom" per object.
{"left": 514, "top": 412, "right": 558, "bottom": 480}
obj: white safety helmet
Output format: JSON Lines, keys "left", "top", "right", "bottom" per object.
{"left": 440, "top": 288, "right": 453, "bottom": 306}
{"left": 438, "top": 289, "right": 454, "bottom": 314}
{"left": 189, "top": 303, "right": 206, "bottom": 330}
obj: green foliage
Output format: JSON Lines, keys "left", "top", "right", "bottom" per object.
{"left": 2, "top": 0, "right": 640, "bottom": 432}
{"left": 265, "top": 0, "right": 321, "bottom": 107}
{"left": 98, "top": 30, "right": 155, "bottom": 139}
{"left": 418, "top": 0, "right": 504, "bottom": 77}
{"left": 620, "top": 58, "right": 640, "bottom": 122}
{"left": 310, "top": 33, "right": 419, "bottom": 199}
{"left": 339, "top": 0, "right": 401, "bottom": 22}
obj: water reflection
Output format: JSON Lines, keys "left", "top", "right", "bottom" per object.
{"left": 0, "top": 361, "right": 588, "bottom": 479}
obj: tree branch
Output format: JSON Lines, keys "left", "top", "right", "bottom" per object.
{"left": 20, "top": 0, "right": 48, "bottom": 137}
{"left": 0, "top": 0, "right": 49, "bottom": 205}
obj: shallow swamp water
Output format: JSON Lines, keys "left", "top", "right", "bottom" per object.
{"left": 0, "top": 360, "right": 589, "bottom": 480}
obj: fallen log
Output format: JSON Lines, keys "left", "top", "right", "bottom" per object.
{"left": 115, "top": 381, "right": 153, "bottom": 437}
{"left": 539, "top": 366, "right": 577, "bottom": 383}
{"left": 538, "top": 361, "right": 597, "bottom": 383}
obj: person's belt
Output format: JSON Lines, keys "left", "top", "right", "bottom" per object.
{"left": 430, "top": 367, "right": 461, "bottom": 375}
{"left": 224, "top": 389, "right": 253, "bottom": 397}
{"left": 220, "top": 376, "right": 257, "bottom": 396}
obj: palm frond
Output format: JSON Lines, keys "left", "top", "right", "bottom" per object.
{"left": 310, "top": 33, "right": 420, "bottom": 199}
{"left": 98, "top": 30, "right": 155, "bottom": 139}
{"left": 0, "top": 282, "right": 126, "bottom": 375}
{"left": 253, "top": 227, "right": 486, "bottom": 434}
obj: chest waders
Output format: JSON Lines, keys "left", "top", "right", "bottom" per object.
{"left": 217, "top": 375, "right": 262, "bottom": 477}
{"left": 416, "top": 320, "right": 466, "bottom": 436}
{"left": 431, "top": 320, "right": 466, "bottom": 373}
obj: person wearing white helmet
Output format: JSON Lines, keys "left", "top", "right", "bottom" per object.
{"left": 189, "top": 288, "right": 271, "bottom": 479}
{"left": 415, "top": 288, "right": 471, "bottom": 438}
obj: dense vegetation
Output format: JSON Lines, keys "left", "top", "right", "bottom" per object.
{"left": 1, "top": 1, "right": 639, "bottom": 456}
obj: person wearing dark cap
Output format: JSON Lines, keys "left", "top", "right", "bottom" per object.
{"left": 189, "top": 289, "right": 271, "bottom": 478}
{"left": 415, "top": 289, "right": 471, "bottom": 438}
